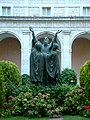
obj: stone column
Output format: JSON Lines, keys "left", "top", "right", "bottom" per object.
{"left": 62, "top": 30, "right": 71, "bottom": 70}
{"left": 60, "top": 48, "right": 64, "bottom": 71}
{"left": 21, "top": 32, "right": 30, "bottom": 75}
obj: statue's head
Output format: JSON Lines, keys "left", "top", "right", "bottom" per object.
{"left": 35, "top": 41, "right": 42, "bottom": 51}
{"left": 53, "top": 43, "right": 58, "bottom": 51}
{"left": 43, "top": 37, "right": 49, "bottom": 45}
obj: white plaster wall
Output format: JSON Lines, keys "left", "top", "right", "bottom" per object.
{"left": 0, "top": 18, "right": 90, "bottom": 77}
{"left": 0, "top": 0, "right": 90, "bottom": 17}
{"left": 0, "top": 0, "right": 90, "bottom": 79}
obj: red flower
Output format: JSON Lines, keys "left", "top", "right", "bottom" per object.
{"left": 82, "top": 106, "right": 90, "bottom": 112}
{"left": 83, "top": 106, "right": 90, "bottom": 109}
{"left": 4, "top": 100, "right": 6, "bottom": 102}
{"left": 8, "top": 106, "right": 11, "bottom": 109}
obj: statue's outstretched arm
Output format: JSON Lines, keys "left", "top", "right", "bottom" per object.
{"left": 49, "top": 41, "right": 53, "bottom": 50}
{"left": 52, "top": 30, "right": 62, "bottom": 43}
{"left": 29, "top": 26, "right": 38, "bottom": 45}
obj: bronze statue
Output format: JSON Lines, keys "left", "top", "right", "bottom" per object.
{"left": 29, "top": 27, "right": 62, "bottom": 86}
{"left": 30, "top": 41, "right": 44, "bottom": 85}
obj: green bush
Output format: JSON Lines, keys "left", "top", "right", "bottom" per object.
{"left": 21, "top": 74, "right": 31, "bottom": 85}
{"left": 81, "top": 109, "right": 90, "bottom": 118}
{"left": 12, "top": 74, "right": 31, "bottom": 96}
{"left": 80, "top": 60, "right": 90, "bottom": 99}
{"left": 13, "top": 84, "right": 32, "bottom": 97}
{"left": 0, "top": 60, "right": 21, "bottom": 100}
{"left": 47, "top": 83, "right": 73, "bottom": 106}
{"left": 0, "top": 69, "right": 5, "bottom": 106}
{"left": 61, "top": 68, "right": 77, "bottom": 85}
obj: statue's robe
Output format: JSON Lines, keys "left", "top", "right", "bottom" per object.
{"left": 41, "top": 43, "right": 60, "bottom": 86}
{"left": 30, "top": 48, "right": 44, "bottom": 85}
{"left": 45, "top": 50, "right": 60, "bottom": 86}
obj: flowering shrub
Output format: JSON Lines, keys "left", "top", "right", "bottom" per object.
{"left": 0, "top": 60, "right": 21, "bottom": 117}
{"left": 10, "top": 92, "right": 62, "bottom": 117}
{"left": 63, "top": 86, "right": 87, "bottom": 115}
{"left": 81, "top": 101, "right": 90, "bottom": 118}
{"left": 0, "top": 96, "right": 15, "bottom": 117}
{"left": 13, "top": 83, "right": 71, "bottom": 106}
{"left": 1, "top": 79, "right": 90, "bottom": 118}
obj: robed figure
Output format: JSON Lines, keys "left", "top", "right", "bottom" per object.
{"left": 29, "top": 27, "right": 62, "bottom": 86}
{"left": 30, "top": 41, "right": 44, "bottom": 85}
{"left": 45, "top": 43, "right": 60, "bottom": 86}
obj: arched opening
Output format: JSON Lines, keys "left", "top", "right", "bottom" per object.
{"left": 0, "top": 36, "right": 21, "bottom": 71}
{"left": 72, "top": 37, "right": 90, "bottom": 83}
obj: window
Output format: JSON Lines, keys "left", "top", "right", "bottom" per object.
{"left": 2, "top": 7, "right": 11, "bottom": 16}
{"left": 83, "top": 7, "right": 90, "bottom": 16}
{"left": 42, "top": 7, "right": 51, "bottom": 16}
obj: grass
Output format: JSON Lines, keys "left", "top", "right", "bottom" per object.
{"left": 0, "top": 116, "right": 49, "bottom": 120}
{"left": 0, "top": 116, "right": 90, "bottom": 120}
{"left": 64, "top": 115, "right": 90, "bottom": 120}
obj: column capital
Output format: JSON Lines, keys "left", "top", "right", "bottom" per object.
{"left": 69, "top": 48, "right": 72, "bottom": 53}
{"left": 63, "top": 30, "right": 71, "bottom": 35}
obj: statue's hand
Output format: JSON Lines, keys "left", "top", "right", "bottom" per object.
{"left": 56, "top": 30, "right": 62, "bottom": 34}
{"left": 29, "top": 26, "right": 33, "bottom": 32}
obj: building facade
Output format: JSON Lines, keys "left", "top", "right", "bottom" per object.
{"left": 0, "top": 0, "right": 90, "bottom": 84}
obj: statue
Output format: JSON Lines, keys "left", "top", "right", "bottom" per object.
{"left": 29, "top": 27, "right": 62, "bottom": 86}
{"left": 45, "top": 43, "right": 60, "bottom": 86}
{"left": 30, "top": 41, "right": 44, "bottom": 85}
